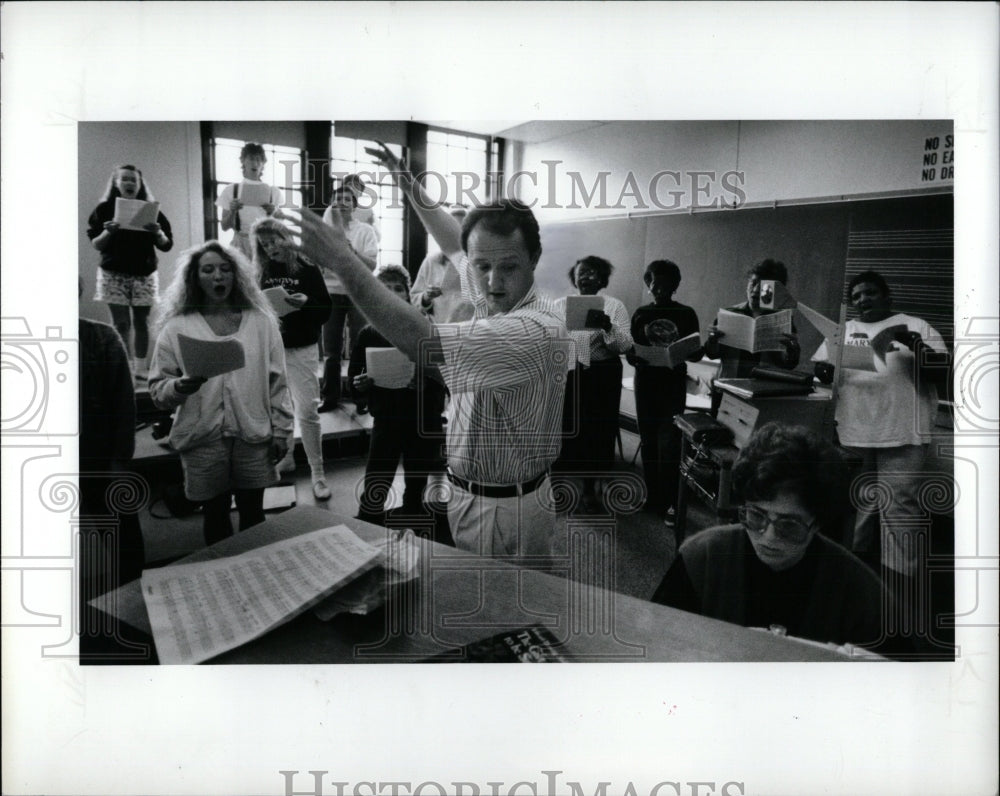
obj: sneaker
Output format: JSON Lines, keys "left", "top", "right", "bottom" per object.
{"left": 318, "top": 399, "right": 340, "bottom": 413}
{"left": 663, "top": 507, "right": 677, "bottom": 528}
{"left": 312, "top": 479, "right": 332, "bottom": 501}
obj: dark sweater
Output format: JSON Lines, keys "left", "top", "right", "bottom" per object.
{"left": 629, "top": 300, "right": 701, "bottom": 398}
{"left": 651, "top": 524, "right": 887, "bottom": 648}
{"left": 260, "top": 257, "right": 333, "bottom": 349}
{"left": 87, "top": 200, "right": 173, "bottom": 276}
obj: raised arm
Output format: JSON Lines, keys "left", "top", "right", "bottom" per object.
{"left": 279, "top": 206, "right": 436, "bottom": 363}
{"left": 365, "top": 142, "right": 464, "bottom": 263}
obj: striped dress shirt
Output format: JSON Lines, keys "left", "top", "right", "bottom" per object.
{"left": 432, "top": 255, "right": 571, "bottom": 485}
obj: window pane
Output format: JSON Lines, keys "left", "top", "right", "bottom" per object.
{"left": 216, "top": 152, "right": 244, "bottom": 183}
{"left": 332, "top": 136, "right": 356, "bottom": 160}
{"left": 381, "top": 223, "right": 403, "bottom": 252}
{"left": 273, "top": 157, "right": 301, "bottom": 187}
{"left": 381, "top": 250, "right": 404, "bottom": 269}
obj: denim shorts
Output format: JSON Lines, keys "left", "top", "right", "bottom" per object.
{"left": 180, "top": 436, "right": 277, "bottom": 501}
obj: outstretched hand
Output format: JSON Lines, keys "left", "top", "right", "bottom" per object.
{"left": 364, "top": 141, "right": 407, "bottom": 176}
{"left": 275, "top": 206, "right": 352, "bottom": 276}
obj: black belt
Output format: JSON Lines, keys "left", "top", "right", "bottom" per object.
{"left": 447, "top": 470, "right": 547, "bottom": 499}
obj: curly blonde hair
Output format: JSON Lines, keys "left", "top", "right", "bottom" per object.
{"left": 249, "top": 216, "right": 312, "bottom": 278}
{"left": 155, "top": 241, "right": 276, "bottom": 332}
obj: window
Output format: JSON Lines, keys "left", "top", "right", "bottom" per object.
{"left": 424, "top": 127, "right": 500, "bottom": 254}
{"left": 209, "top": 137, "right": 305, "bottom": 246}
{"left": 329, "top": 128, "right": 406, "bottom": 268}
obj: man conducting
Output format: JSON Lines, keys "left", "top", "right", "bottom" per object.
{"left": 281, "top": 145, "right": 569, "bottom": 568}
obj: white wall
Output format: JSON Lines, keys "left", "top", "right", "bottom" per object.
{"left": 78, "top": 122, "right": 202, "bottom": 323}
{"left": 513, "top": 120, "right": 953, "bottom": 223}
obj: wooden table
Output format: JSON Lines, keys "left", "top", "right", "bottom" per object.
{"left": 86, "top": 506, "right": 850, "bottom": 664}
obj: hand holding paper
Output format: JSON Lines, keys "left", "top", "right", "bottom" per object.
{"left": 113, "top": 198, "right": 160, "bottom": 231}
{"left": 633, "top": 333, "right": 702, "bottom": 368}
{"left": 585, "top": 309, "right": 612, "bottom": 332}
{"left": 238, "top": 181, "right": 274, "bottom": 207}
{"left": 716, "top": 308, "right": 793, "bottom": 353}
{"left": 870, "top": 325, "right": 911, "bottom": 359}
{"left": 263, "top": 286, "right": 299, "bottom": 317}
{"left": 365, "top": 347, "right": 415, "bottom": 389}
{"left": 564, "top": 295, "right": 605, "bottom": 331}
{"left": 178, "top": 333, "right": 246, "bottom": 379}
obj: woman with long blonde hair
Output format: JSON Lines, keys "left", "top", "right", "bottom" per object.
{"left": 149, "top": 241, "right": 293, "bottom": 545}
{"left": 251, "top": 217, "right": 333, "bottom": 500}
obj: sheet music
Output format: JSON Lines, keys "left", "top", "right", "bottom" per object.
{"left": 141, "top": 525, "right": 382, "bottom": 664}
{"left": 177, "top": 333, "right": 246, "bottom": 379}
{"left": 794, "top": 303, "right": 839, "bottom": 343}
{"left": 313, "top": 529, "right": 422, "bottom": 620}
{"left": 366, "top": 346, "right": 415, "bottom": 388}
{"left": 748, "top": 309, "right": 793, "bottom": 352}
{"left": 634, "top": 333, "right": 701, "bottom": 368}
{"left": 237, "top": 181, "right": 273, "bottom": 207}
{"left": 113, "top": 198, "right": 160, "bottom": 231}
{"left": 716, "top": 308, "right": 793, "bottom": 353}
{"left": 263, "top": 286, "right": 296, "bottom": 317}
{"left": 563, "top": 295, "right": 605, "bottom": 331}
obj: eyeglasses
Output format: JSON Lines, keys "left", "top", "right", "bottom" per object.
{"left": 738, "top": 505, "right": 816, "bottom": 544}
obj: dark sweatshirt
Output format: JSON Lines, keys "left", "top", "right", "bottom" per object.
{"left": 260, "top": 257, "right": 333, "bottom": 349}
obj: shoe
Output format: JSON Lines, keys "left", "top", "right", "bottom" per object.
{"left": 312, "top": 479, "right": 332, "bottom": 500}
{"left": 663, "top": 507, "right": 677, "bottom": 528}
{"left": 318, "top": 399, "right": 340, "bottom": 413}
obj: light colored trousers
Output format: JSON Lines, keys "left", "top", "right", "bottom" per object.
{"left": 447, "top": 476, "right": 556, "bottom": 570}
{"left": 284, "top": 344, "right": 324, "bottom": 475}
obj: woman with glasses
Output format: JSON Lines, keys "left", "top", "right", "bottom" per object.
{"left": 651, "top": 422, "right": 890, "bottom": 651}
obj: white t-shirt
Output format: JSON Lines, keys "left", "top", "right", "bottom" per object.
{"left": 316, "top": 216, "right": 380, "bottom": 294}
{"left": 813, "top": 313, "right": 947, "bottom": 447}
{"left": 216, "top": 181, "right": 284, "bottom": 240}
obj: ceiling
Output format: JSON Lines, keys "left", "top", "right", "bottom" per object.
{"left": 430, "top": 120, "right": 608, "bottom": 144}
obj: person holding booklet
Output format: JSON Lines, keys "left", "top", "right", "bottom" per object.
{"left": 148, "top": 242, "right": 293, "bottom": 546}
{"left": 251, "top": 218, "right": 334, "bottom": 501}
{"left": 625, "top": 260, "right": 701, "bottom": 528}
{"left": 217, "top": 142, "right": 283, "bottom": 260}
{"left": 811, "top": 270, "right": 949, "bottom": 642}
{"left": 348, "top": 265, "right": 447, "bottom": 522}
{"left": 704, "top": 258, "right": 801, "bottom": 379}
{"left": 555, "top": 256, "right": 632, "bottom": 512}
{"left": 87, "top": 164, "right": 174, "bottom": 383}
